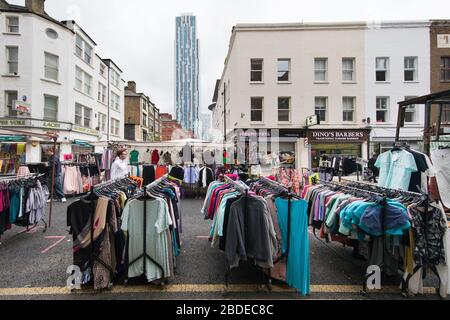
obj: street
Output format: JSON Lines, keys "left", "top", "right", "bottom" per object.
{"left": 0, "top": 198, "right": 443, "bottom": 300}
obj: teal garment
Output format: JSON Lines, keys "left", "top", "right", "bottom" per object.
{"left": 172, "top": 229, "right": 180, "bottom": 257}
{"left": 218, "top": 192, "right": 239, "bottom": 237}
{"left": 9, "top": 189, "right": 21, "bottom": 223}
{"left": 275, "top": 198, "right": 310, "bottom": 295}
{"left": 375, "top": 150, "right": 418, "bottom": 191}
{"left": 325, "top": 194, "right": 351, "bottom": 228}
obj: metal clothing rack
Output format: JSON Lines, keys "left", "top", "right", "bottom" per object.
{"left": 124, "top": 174, "right": 170, "bottom": 286}
{"left": 0, "top": 173, "right": 48, "bottom": 243}
{"left": 221, "top": 176, "right": 273, "bottom": 291}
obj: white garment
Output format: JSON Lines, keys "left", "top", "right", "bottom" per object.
{"left": 431, "top": 149, "right": 450, "bottom": 209}
{"left": 111, "top": 158, "right": 129, "bottom": 180}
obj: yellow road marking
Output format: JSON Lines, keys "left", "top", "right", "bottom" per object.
{"left": 0, "top": 284, "right": 437, "bottom": 296}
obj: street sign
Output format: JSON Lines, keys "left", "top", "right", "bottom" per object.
{"left": 306, "top": 115, "right": 319, "bottom": 127}
{"left": 15, "top": 101, "right": 31, "bottom": 114}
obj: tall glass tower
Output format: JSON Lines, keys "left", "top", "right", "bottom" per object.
{"left": 175, "top": 13, "right": 199, "bottom": 136}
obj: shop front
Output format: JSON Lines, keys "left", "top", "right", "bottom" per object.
{"left": 0, "top": 136, "right": 27, "bottom": 174}
{"left": 307, "top": 129, "right": 370, "bottom": 169}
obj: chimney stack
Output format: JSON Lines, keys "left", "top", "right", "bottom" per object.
{"left": 25, "top": 0, "right": 46, "bottom": 15}
{"left": 127, "top": 81, "right": 136, "bottom": 93}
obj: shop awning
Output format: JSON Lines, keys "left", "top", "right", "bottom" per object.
{"left": 73, "top": 140, "right": 93, "bottom": 147}
{"left": 0, "top": 135, "right": 26, "bottom": 142}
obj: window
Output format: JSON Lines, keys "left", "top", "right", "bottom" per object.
{"left": 84, "top": 45, "right": 92, "bottom": 65}
{"left": 6, "top": 16, "right": 19, "bottom": 33}
{"left": 111, "top": 70, "right": 120, "bottom": 88}
{"left": 315, "top": 97, "right": 328, "bottom": 122}
{"left": 404, "top": 57, "right": 418, "bottom": 82}
{"left": 111, "top": 92, "right": 120, "bottom": 111}
{"left": 278, "top": 59, "right": 290, "bottom": 82}
{"left": 376, "top": 58, "right": 389, "bottom": 82}
{"left": 98, "top": 83, "right": 106, "bottom": 103}
{"left": 250, "top": 59, "right": 263, "bottom": 82}
{"left": 442, "top": 104, "right": 450, "bottom": 123}
{"left": 111, "top": 118, "right": 120, "bottom": 136}
{"left": 441, "top": 57, "right": 450, "bottom": 82}
{"left": 44, "top": 95, "right": 58, "bottom": 121}
{"left": 404, "top": 96, "right": 417, "bottom": 123}
{"left": 75, "top": 35, "right": 83, "bottom": 58}
{"left": 6, "top": 46, "right": 18, "bottom": 75}
{"left": 278, "top": 97, "right": 290, "bottom": 122}
{"left": 75, "top": 104, "right": 82, "bottom": 126}
{"left": 75, "top": 103, "right": 91, "bottom": 128}
{"left": 83, "top": 107, "right": 91, "bottom": 128}
{"left": 44, "top": 53, "right": 59, "bottom": 81}
{"left": 84, "top": 73, "right": 92, "bottom": 96}
{"left": 314, "top": 58, "right": 328, "bottom": 81}
{"left": 75, "top": 34, "right": 93, "bottom": 65}
{"left": 98, "top": 112, "right": 106, "bottom": 132}
{"left": 75, "top": 67, "right": 92, "bottom": 96}
{"left": 343, "top": 97, "right": 355, "bottom": 122}
{"left": 100, "top": 64, "right": 106, "bottom": 78}
{"left": 46, "top": 28, "right": 58, "bottom": 39}
{"left": 376, "top": 97, "right": 389, "bottom": 123}
{"left": 143, "top": 113, "right": 147, "bottom": 127}
{"left": 342, "top": 58, "right": 355, "bottom": 81}
{"left": 5, "top": 91, "right": 18, "bottom": 117}
{"left": 251, "top": 97, "right": 263, "bottom": 122}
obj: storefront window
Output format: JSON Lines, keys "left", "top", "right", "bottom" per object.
{"left": 311, "top": 143, "right": 362, "bottom": 169}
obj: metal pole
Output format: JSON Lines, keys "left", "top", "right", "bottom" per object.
{"left": 48, "top": 136, "right": 57, "bottom": 228}
{"left": 424, "top": 100, "right": 432, "bottom": 156}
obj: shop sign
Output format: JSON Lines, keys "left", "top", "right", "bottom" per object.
{"left": 31, "top": 120, "right": 71, "bottom": 131}
{"left": 14, "top": 101, "right": 31, "bottom": 114}
{"left": 0, "top": 119, "right": 30, "bottom": 127}
{"left": 236, "top": 129, "right": 304, "bottom": 141}
{"left": 72, "top": 125, "right": 100, "bottom": 136}
{"left": 308, "top": 130, "right": 368, "bottom": 143}
{"left": 306, "top": 115, "right": 319, "bottom": 127}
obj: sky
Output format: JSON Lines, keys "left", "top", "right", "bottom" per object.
{"left": 7, "top": 0, "right": 450, "bottom": 116}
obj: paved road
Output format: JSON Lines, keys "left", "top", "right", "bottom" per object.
{"left": 0, "top": 198, "right": 443, "bottom": 300}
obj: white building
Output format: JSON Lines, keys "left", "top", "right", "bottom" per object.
{"left": 365, "top": 21, "right": 430, "bottom": 154}
{"left": 212, "top": 21, "right": 432, "bottom": 169}
{"left": 0, "top": 0, "right": 125, "bottom": 164}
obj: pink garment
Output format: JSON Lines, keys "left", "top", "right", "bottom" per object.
{"left": 17, "top": 166, "right": 30, "bottom": 177}
{"left": 63, "top": 166, "right": 79, "bottom": 195}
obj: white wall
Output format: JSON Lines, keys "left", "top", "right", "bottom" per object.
{"left": 365, "top": 23, "right": 430, "bottom": 143}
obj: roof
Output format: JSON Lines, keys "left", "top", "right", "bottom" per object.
{"left": 102, "top": 59, "right": 123, "bottom": 73}
{"left": 61, "top": 20, "right": 97, "bottom": 46}
{"left": 398, "top": 89, "right": 450, "bottom": 107}
{"left": 0, "top": 2, "right": 74, "bottom": 33}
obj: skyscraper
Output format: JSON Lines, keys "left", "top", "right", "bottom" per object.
{"left": 175, "top": 13, "right": 200, "bottom": 136}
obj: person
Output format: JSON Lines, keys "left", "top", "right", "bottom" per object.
{"left": 46, "top": 147, "right": 66, "bottom": 203}
{"left": 368, "top": 153, "right": 379, "bottom": 183}
{"left": 110, "top": 149, "right": 129, "bottom": 180}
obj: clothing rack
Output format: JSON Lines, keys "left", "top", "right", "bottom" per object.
{"left": 221, "top": 175, "right": 273, "bottom": 291}
{"left": 124, "top": 174, "right": 169, "bottom": 286}
{"left": 0, "top": 173, "right": 48, "bottom": 239}
{"left": 86, "top": 176, "right": 137, "bottom": 288}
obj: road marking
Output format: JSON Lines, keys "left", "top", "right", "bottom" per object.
{"left": 41, "top": 236, "right": 67, "bottom": 254}
{"left": 0, "top": 284, "right": 437, "bottom": 296}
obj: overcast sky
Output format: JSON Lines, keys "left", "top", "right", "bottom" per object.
{"left": 8, "top": 0, "right": 450, "bottom": 115}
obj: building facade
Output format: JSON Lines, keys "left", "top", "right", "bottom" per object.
{"left": 124, "top": 81, "right": 160, "bottom": 142}
{"left": 199, "top": 113, "right": 211, "bottom": 141}
{"left": 212, "top": 21, "right": 435, "bottom": 169}
{"left": 175, "top": 13, "right": 199, "bottom": 136}
{"left": 0, "top": 0, "right": 125, "bottom": 165}
{"left": 160, "top": 113, "right": 193, "bottom": 142}
{"left": 430, "top": 20, "right": 450, "bottom": 134}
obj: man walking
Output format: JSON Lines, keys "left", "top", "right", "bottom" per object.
{"left": 47, "top": 147, "right": 66, "bottom": 203}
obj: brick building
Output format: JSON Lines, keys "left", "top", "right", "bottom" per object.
{"left": 124, "top": 81, "right": 160, "bottom": 142}
{"left": 160, "top": 113, "right": 193, "bottom": 141}
{"left": 430, "top": 20, "right": 450, "bottom": 133}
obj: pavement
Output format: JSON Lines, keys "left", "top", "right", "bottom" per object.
{"left": 0, "top": 198, "right": 445, "bottom": 300}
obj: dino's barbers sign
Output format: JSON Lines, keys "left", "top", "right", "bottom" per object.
{"left": 308, "top": 129, "right": 368, "bottom": 143}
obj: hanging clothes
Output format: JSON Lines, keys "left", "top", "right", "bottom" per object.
{"left": 142, "top": 165, "right": 156, "bottom": 186}
{"left": 151, "top": 150, "right": 160, "bottom": 165}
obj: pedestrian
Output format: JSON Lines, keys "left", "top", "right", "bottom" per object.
{"left": 46, "top": 147, "right": 66, "bottom": 203}
{"left": 368, "top": 153, "right": 379, "bottom": 183}
{"left": 111, "top": 148, "right": 129, "bottom": 180}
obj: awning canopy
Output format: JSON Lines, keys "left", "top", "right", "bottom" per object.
{"left": 0, "top": 135, "right": 26, "bottom": 142}
{"left": 398, "top": 89, "right": 450, "bottom": 107}
{"left": 73, "top": 140, "right": 93, "bottom": 147}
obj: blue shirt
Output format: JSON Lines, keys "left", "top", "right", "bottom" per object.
{"left": 375, "top": 150, "right": 418, "bottom": 191}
